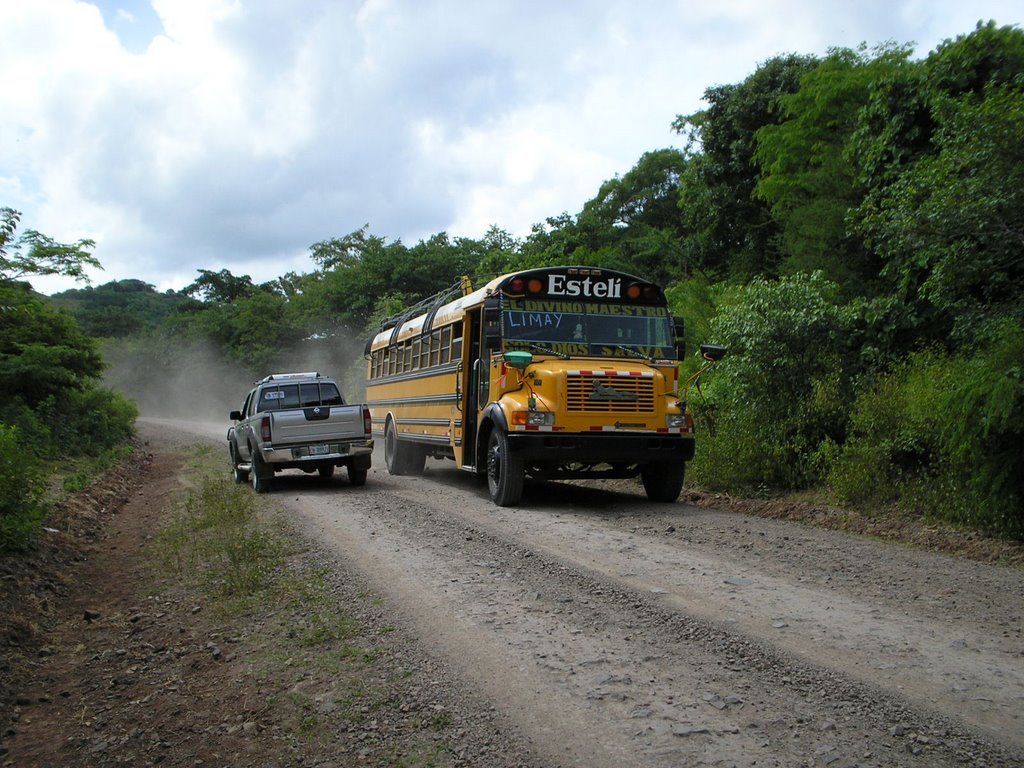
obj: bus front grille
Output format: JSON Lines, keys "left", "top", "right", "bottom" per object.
{"left": 565, "top": 374, "right": 656, "bottom": 413}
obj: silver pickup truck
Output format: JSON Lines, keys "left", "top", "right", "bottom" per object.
{"left": 228, "top": 372, "right": 373, "bottom": 492}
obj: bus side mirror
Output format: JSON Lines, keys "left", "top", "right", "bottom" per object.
{"left": 230, "top": 410, "right": 242, "bottom": 421}
{"left": 504, "top": 351, "right": 532, "bottom": 370}
{"left": 700, "top": 344, "right": 728, "bottom": 362}
{"left": 673, "top": 319, "right": 685, "bottom": 360}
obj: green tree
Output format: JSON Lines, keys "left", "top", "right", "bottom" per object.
{"left": 0, "top": 207, "right": 100, "bottom": 285}
{"left": 753, "top": 44, "right": 912, "bottom": 292}
{"left": 50, "top": 279, "right": 197, "bottom": 338}
{"left": 859, "top": 82, "right": 1024, "bottom": 339}
{"left": 852, "top": 22, "right": 1024, "bottom": 347}
{"left": 0, "top": 282, "right": 104, "bottom": 407}
{"left": 673, "top": 54, "right": 820, "bottom": 280}
{"left": 307, "top": 226, "right": 491, "bottom": 330}
{"left": 182, "top": 268, "right": 258, "bottom": 304}
{"left": 576, "top": 149, "right": 692, "bottom": 285}
{"left": 516, "top": 150, "right": 694, "bottom": 285}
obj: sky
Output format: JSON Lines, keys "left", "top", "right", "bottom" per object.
{"left": 1, "top": 1, "right": 1020, "bottom": 296}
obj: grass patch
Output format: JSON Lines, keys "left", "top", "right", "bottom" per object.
{"left": 146, "top": 445, "right": 463, "bottom": 763}
{"left": 58, "top": 443, "right": 135, "bottom": 493}
{"left": 154, "top": 462, "right": 288, "bottom": 609}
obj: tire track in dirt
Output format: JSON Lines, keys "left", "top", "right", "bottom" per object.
{"left": 282, "top": 465, "right": 1024, "bottom": 768}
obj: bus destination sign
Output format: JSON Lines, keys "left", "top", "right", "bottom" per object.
{"left": 499, "top": 267, "right": 663, "bottom": 305}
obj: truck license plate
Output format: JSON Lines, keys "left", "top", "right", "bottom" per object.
{"left": 308, "top": 444, "right": 330, "bottom": 456}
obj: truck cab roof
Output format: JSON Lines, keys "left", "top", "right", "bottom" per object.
{"left": 256, "top": 371, "right": 324, "bottom": 384}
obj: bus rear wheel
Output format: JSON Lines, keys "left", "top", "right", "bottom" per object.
{"left": 487, "top": 429, "right": 524, "bottom": 506}
{"left": 640, "top": 461, "right": 685, "bottom": 503}
{"left": 385, "top": 420, "right": 425, "bottom": 475}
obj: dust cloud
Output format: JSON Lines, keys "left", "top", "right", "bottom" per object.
{"left": 100, "top": 330, "right": 369, "bottom": 422}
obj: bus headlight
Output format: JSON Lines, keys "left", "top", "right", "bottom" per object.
{"left": 666, "top": 413, "right": 688, "bottom": 429}
{"left": 512, "top": 410, "right": 554, "bottom": 426}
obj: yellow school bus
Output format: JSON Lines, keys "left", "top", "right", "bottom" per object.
{"left": 365, "top": 266, "right": 723, "bottom": 506}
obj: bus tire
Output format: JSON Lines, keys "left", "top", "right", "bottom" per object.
{"left": 487, "top": 429, "right": 524, "bottom": 506}
{"left": 641, "top": 461, "right": 685, "bottom": 503}
{"left": 385, "top": 419, "right": 425, "bottom": 475}
{"left": 385, "top": 419, "right": 403, "bottom": 474}
{"left": 406, "top": 446, "right": 426, "bottom": 475}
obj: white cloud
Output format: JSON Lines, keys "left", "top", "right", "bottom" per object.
{"left": 0, "top": 0, "right": 1020, "bottom": 294}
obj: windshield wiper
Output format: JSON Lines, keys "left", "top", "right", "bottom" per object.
{"left": 615, "top": 344, "right": 657, "bottom": 363}
{"left": 528, "top": 342, "right": 571, "bottom": 359}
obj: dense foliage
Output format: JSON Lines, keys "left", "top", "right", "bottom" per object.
{"left": 0, "top": 213, "right": 137, "bottom": 551}
{"left": 35, "top": 19, "right": 1024, "bottom": 539}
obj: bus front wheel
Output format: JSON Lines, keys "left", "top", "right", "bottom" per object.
{"left": 640, "top": 461, "right": 685, "bottom": 503}
{"left": 487, "top": 429, "right": 524, "bottom": 506}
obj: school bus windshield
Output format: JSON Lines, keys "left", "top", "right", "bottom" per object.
{"left": 501, "top": 301, "right": 675, "bottom": 359}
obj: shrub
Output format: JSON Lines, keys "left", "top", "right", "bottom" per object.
{"left": 828, "top": 321, "right": 1024, "bottom": 537}
{"left": 826, "top": 350, "right": 953, "bottom": 508}
{"left": 0, "top": 424, "right": 48, "bottom": 552}
{"left": 690, "top": 272, "right": 855, "bottom": 490}
{"left": 41, "top": 387, "right": 137, "bottom": 457}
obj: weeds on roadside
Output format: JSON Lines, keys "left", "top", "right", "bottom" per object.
{"left": 61, "top": 444, "right": 135, "bottom": 493}
{"left": 154, "top": 458, "right": 287, "bottom": 606}
{"left": 149, "top": 446, "right": 464, "bottom": 765}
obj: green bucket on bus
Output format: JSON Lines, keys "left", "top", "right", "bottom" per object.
{"left": 504, "top": 351, "right": 533, "bottom": 370}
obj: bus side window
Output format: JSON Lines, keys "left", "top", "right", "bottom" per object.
{"left": 441, "top": 326, "right": 452, "bottom": 363}
{"left": 430, "top": 331, "right": 441, "bottom": 366}
{"left": 451, "top": 325, "right": 463, "bottom": 362}
{"left": 411, "top": 338, "right": 421, "bottom": 370}
{"left": 420, "top": 335, "right": 430, "bottom": 368}
{"left": 403, "top": 340, "right": 412, "bottom": 372}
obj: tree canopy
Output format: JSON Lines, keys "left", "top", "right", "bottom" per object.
{"left": 27, "top": 18, "right": 1024, "bottom": 537}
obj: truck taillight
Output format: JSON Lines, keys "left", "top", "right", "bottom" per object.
{"left": 260, "top": 416, "right": 272, "bottom": 442}
{"left": 362, "top": 406, "right": 372, "bottom": 436}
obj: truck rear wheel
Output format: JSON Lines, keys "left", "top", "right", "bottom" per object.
{"left": 230, "top": 442, "right": 249, "bottom": 484}
{"left": 250, "top": 451, "right": 273, "bottom": 494}
{"left": 640, "top": 462, "right": 685, "bottom": 503}
{"left": 487, "top": 429, "right": 524, "bottom": 506}
{"left": 348, "top": 466, "right": 368, "bottom": 486}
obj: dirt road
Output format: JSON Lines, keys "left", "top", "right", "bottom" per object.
{"left": 135, "top": 418, "right": 1024, "bottom": 767}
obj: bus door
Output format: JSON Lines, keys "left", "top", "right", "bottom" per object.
{"left": 459, "top": 301, "right": 500, "bottom": 471}
{"left": 459, "top": 308, "right": 482, "bottom": 469}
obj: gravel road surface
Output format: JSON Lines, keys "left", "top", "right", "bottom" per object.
{"left": 144, "top": 418, "right": 1024, "bottom": 767}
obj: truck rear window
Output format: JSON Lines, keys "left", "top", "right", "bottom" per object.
{"left": 258, "top": 382, "right": 343, "bottom": 411}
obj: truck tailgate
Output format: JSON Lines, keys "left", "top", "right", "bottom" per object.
{"left": 271, "top": 407, "right": 364, "bottom": 444}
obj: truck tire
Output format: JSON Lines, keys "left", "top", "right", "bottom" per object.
{"left": 640, "top": 461, "right": 685, "bottom": 503}
{"left": 250, "top": 451, "right": 273, "bottom": 494}
{"left": 348, "top": 466, "right": 368, "bottom": 486}
{"left": 230, "top": 442, "right": 249, "bottom": 484}
{"left": 487, "top": 429, "right": 524, "bottom": 506}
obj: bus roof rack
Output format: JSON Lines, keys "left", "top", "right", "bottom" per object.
{"left": 377, "top": 279, "right": 467, "bottom": 335}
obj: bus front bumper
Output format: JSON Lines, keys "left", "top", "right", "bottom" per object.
{"left": 505, "top": 432, "right": 694, "bottom": 464}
